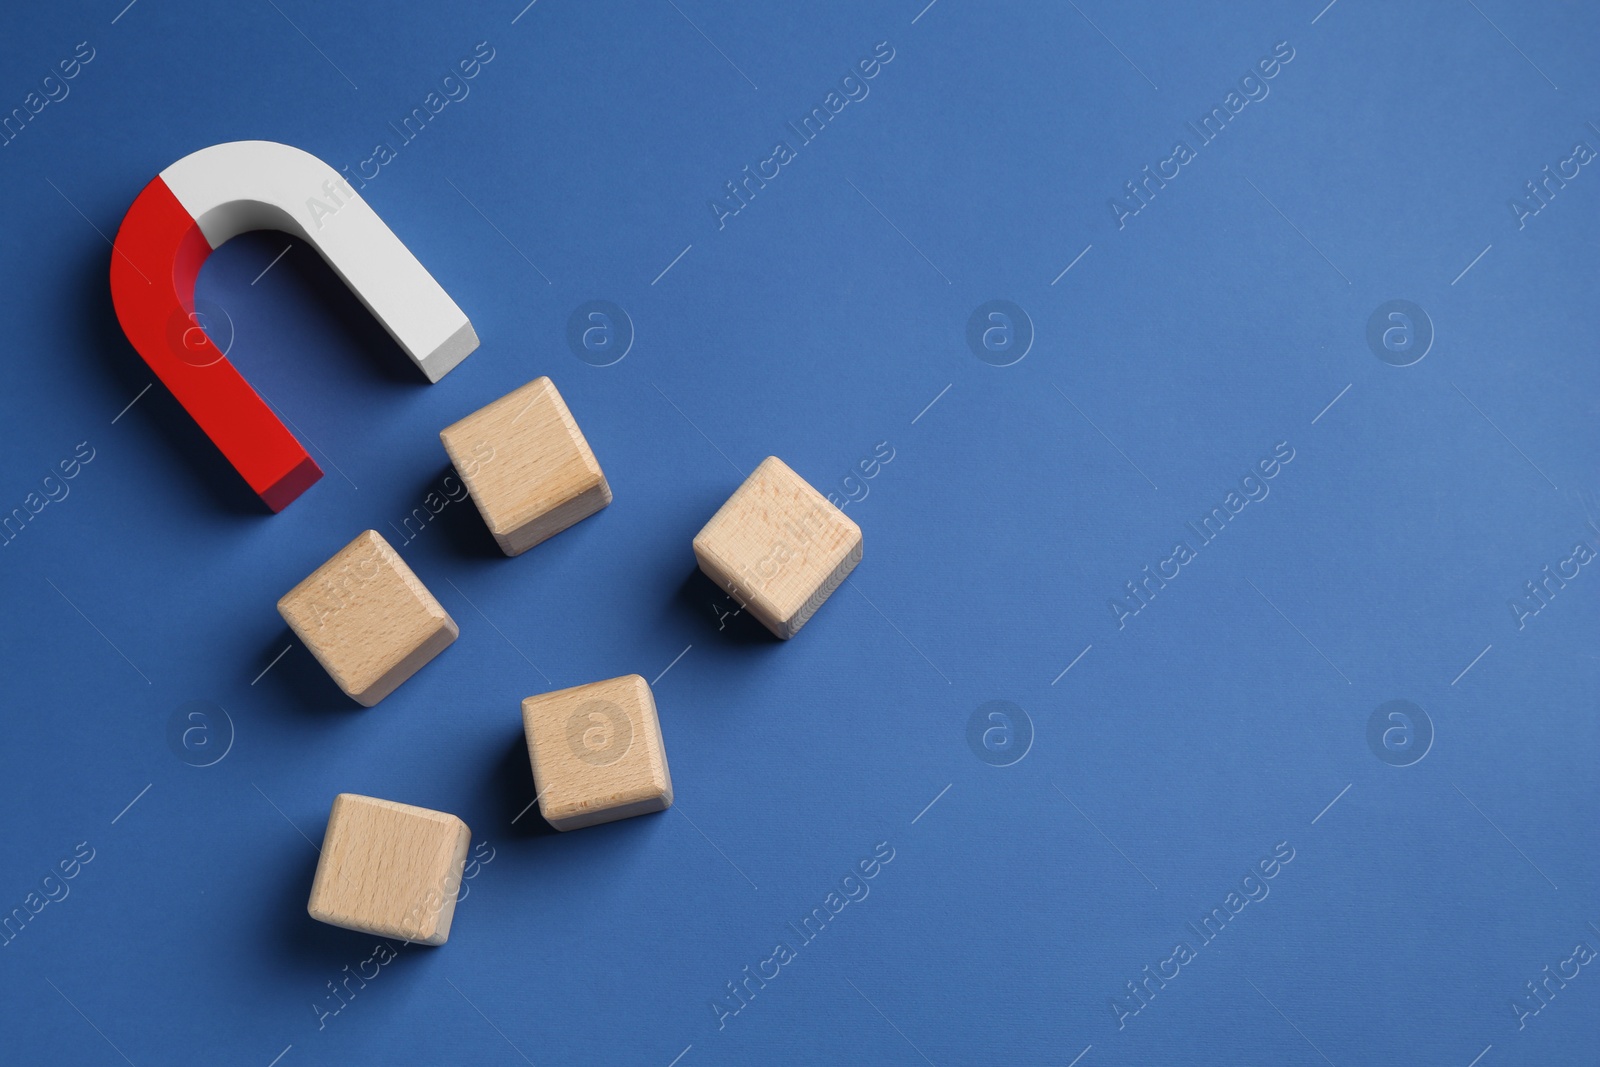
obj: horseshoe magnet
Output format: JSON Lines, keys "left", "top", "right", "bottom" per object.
{"left": 109, "top": 140, "right": 478, "bottom": 512}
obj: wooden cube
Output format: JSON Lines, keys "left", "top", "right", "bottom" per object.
{"left": 439, "top": 377, "right": 612, "bottom": 556}
{"left": 693, "top": 456, "right": 863, "bottom": 639}
{"left": 277, "top": 530, "right": 458, "bottom": 706}
{"left": 521, "top": 674, "right": 673, "bottom": 831}
{"left": 307, "top": 793, "right": 472, "bottom": 945}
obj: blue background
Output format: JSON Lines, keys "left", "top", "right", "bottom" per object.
{"left": 1, "top": 1, "right": 1596, "bottom": 1064}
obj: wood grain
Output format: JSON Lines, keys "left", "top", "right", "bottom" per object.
{"left": 521, "top": 674, "right": 673, "bottom": 831}
{"left": 439, "top": 377, "right": 611, "bottom": 556}
{"left": 693, "top": 456, "right": 863, "bottom": 639}
{"left": 307, "top": 793, "right": 472, "bottom": 946}
{"left": 277, "top": 529, "right": 458, "bottom": 706}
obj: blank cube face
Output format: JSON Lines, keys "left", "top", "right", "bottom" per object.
{"left": 693, "top": 456, "right": 863, "bottom": 639}
{"left": 307, "top": 794, "right": 472, "bottom": 946}
{"left": 521, "top": 674, "right": 673, "bottom": 831}
{"left": 439, "top": 377, "right": 612, "bottom": 556}
{"left": 277, "top": 530, "right": 458, "bottom": 706}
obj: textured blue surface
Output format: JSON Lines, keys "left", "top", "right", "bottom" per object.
{"left": 0, "top": 2, "right": 1597, "bottom": 1064}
